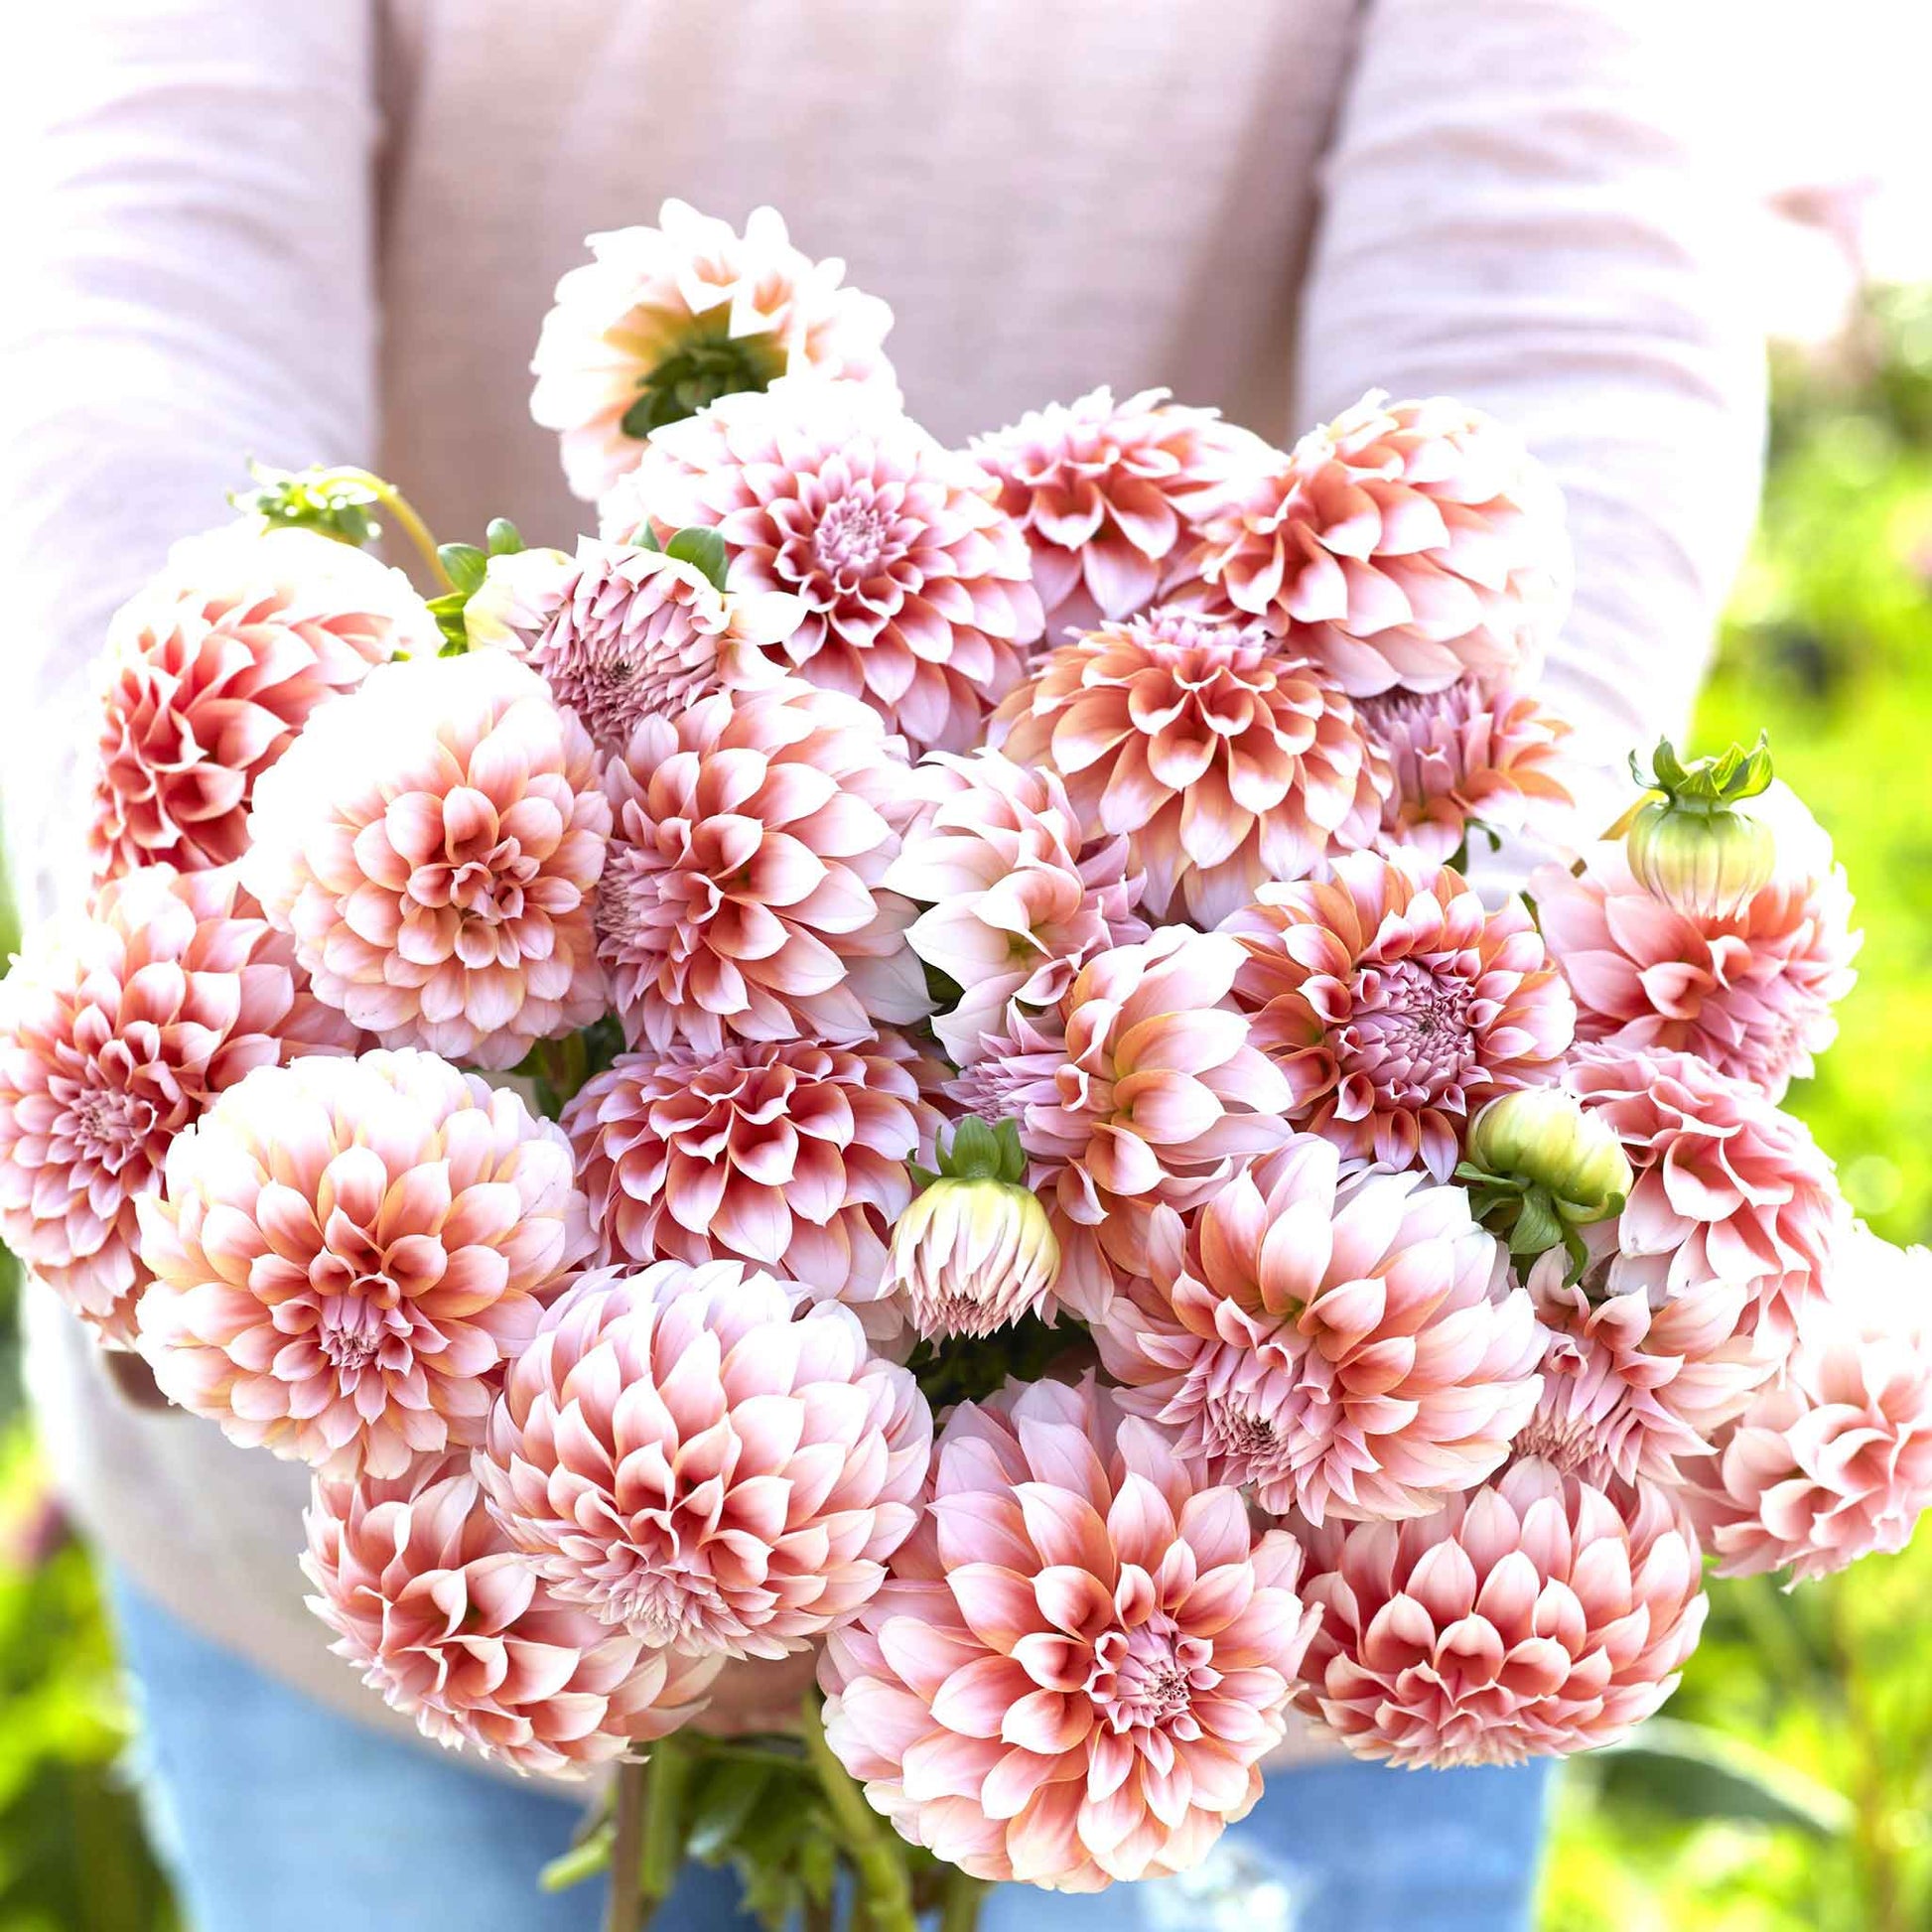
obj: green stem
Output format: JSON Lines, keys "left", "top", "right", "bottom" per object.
{"left": 638, "top": 1733, "right": 693, "bottom": 1907}
{"left": 605, "top": 1759, "right": 648, "bottom": 1932}
{"left": 314, "top": 465, "right": 454, "bottom": 592}
{"left": 940, "top": 1866, "right": 988, "bottom": 1932}
{"left": 800, "top": 1692, "right": 918, "bottom": 1932}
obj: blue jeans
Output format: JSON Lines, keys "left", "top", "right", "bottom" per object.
{"left": 109, "top": 1577, "right": 1550, "bottom": 1931}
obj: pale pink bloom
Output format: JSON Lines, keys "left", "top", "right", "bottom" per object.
{"left": 242, "top": 651, "right": 611, "bottom": 1071}
{"left": 944, "top": 929, "right": 1294, "bottom": 1320}
{"left": 1225, "top": 850, "right": 1575, "bottom": 1179}
{"left": 968, "top": 386, "right": 1274, "bottom": 633}
{"left": 818, "top": 1375, "right": 1319, "bottom": 1892}
{"left": 135, "top": 1048, "right": 587, "bottom": 1479}
{"left": 597, "top": 679, "right": 926, "bottom": 1053}
{"left": 1096, "top": 1136, "right": 1540, "bottom": 1523}
{"left": 1682, "top": 1228, "right": 1932, "bottom": 1583}
{"left": 883, "top": 751, "right": 1147, "bottom": 1064}
{"left": 304, "top": 1452, "right": 720, "bottom": 1777}
{"left": 992, "top": 610, "right": 1387, "bottom": 926}
{"left": 601, "top": 379, "right": 1042, "bottom": 754}
{"left": 1533, "top": 787, "right": 1860, "bottom": 1101}
{"left": 89, "top": 525, "right": 435, "bottom": 883}
{"left": 1293, "top": 1455, "right": 1707, "bottom": 1766}
{"left": 518, "top": 537, "right": 802, "bottom": 755}
{"left": 531, "top": 202, "right": 897, "bottom": 501}
{"left": 0, "top": 865, "right": 358, "bottom": 1344}
{"left": 478, "top": 1261, "right": 930, "bottom": 1658}
{"left": 1168, "top": 390, "right": 1571, "bottom": 697}
{"left": 1354, "top": 679, "right": 1578, "bottom": 863}
{"left": 562, "top": 1032, "right": 937, "bottom": 1338}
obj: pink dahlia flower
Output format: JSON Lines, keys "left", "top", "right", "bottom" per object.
{"left": 1354, "top": 679, "right": 1578, "bottom": 863}
{"left": 241, "top": 650, "right": 611, "bottom": 1071}
{"left": 478, "top": 1262, "right": 930, "bottom": 1659}
{"left": 1095, "top": 1136, "right": 1539, "bottom": 1523}
{"left": 1682, "top": 1228, "right": 1932, "bottom": 1583}
{"left": 89, "top": 525, "right": 435, "bottom": 884}
{"left": 818, "top": 1375, "right": 1320, "bottom": 1891}
{"left": 1294, "top": 1455, "right": 1707, "bottom": 1766}
{"left": 304, "top": 1452, "right": 719, "bottom": 1777}
{"left": 1169, "top": 390, "right": 1571, "bottom": 697}
{"left": 1533, "top": 787, "right": 1860, "bottom": 1101}
{"left": 597, "top": 679, "right": 925, "bottom": 1053}
{"left": 991, "top": 610, "right": 1387, "bottom": 926}
{"left": 531, "top": 201, "right": 897, "bottom": 501}
{"left": 1225, "top": 850, "right": 1575, "bottom": 1179}
{"left": 884, "top": 751, "right": 1147, "bottom": 1064}
{"left": 944, "top": 928, "right": 1294, "bottom": 1320}
{"left": 0, "top": 865, "right": 358, "bottom": 1344}
{"left": 562, "top": 1032, "right": 937, "bottom": 1338}
{"left": 602, "top": 379, "right": 1043, "bottom": 754}
{"left": 968, "top": 385, "right": 1274, "bottom": 633}
{"left": 134, "top": 1048, "right": 587, "bottom": 1478}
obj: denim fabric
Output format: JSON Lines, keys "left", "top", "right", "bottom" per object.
{"left": 109, "top": 1576, "right": 1549, "bottom": 1932}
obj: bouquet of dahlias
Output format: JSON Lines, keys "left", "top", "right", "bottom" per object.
{"left": 3, "top": 199, "right": 1923, "bottom": 1931}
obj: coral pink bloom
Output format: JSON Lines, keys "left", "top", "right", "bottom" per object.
{"left": 992, "top": 610, "right": 1387, "bottom": 926}
{"left": 1169, "top": 390, "right": 1571, "bottom": 697}
{"left": 602, "top": 379, "right": 1043, "bottom": 754}
{"left": 884, "top": 751, "right": 1147, "bottom": 1064}
{"left": 597, "top": 679, "right": 926, "bottom": 1053}
{"left": 945, "top": 928, "right": 1294, "bottom": 1320}
{"left": 1682, "top": 1228, "right": 1932, "bottom": 1583}
{"left": 1533, "top": 787, "right": 1859, "bottom": 1101}
{"left": 89, "top": 525, "right": 435, "bottom": 883}
{"left": 563, "top": 1032, "right": 937, "bottom": 1340}
{"left": 818, "top": 1375, "right": 1319, "bottom": 1891}
{"left": 0, "top": 865, "right": 358, "bottom": 1344}
{"left": 478, "top": 1262, "right": 930, "bottom": 1659}
{"left": 969, "top": 386, "right": 1274, "bottom": 633}
{"left": 1225, "top": 850, "right": 1575, "bottom": 1179}
{"left": 304, "top": 1453, "right": 720, "bottom": 1777}
{"left": 1355, "top": 680, "right": 1578, "bottom": 863}
{"left": 1096, "top": 1136, "right": 1539, "bottom": 1523}
{"left": 531, "top": 201, "right": 897, "bottom": 501}
{"left": 135, "top": 1049, "right": 587, "bottom": 1479}
{"left": 1294, "top": 1455, "right": 1707, "bottom": 1766}
{"left": 242, "top": 651, "right": 612, "bottom": 1071}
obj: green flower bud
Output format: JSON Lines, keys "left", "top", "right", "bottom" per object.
{"left": 1623, "top": 734, "right": 1777, "bottom": 922}
{"left": 1458, "top": 1088, "right": 1632, "bottom": 1282}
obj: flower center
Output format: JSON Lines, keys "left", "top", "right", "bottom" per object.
{"left": 1343, "top": 956, "right": 1477, "bottom": 1099}
{"left": 317, "top": 1290, "right": 403, "bottom": 1379}
{"left": 67, "top": 1085, "right": 156, "bottom": 1168}
{"left": 1204, "top": 1391, "right": 1287, "bottom": 1464}
{"left": 810, "top": 492, "right": 900, "bottom": 586}
{"left": 1089, "top": 1615, "right": 1217, "bottom": 1734}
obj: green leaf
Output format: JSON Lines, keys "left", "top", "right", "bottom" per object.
{"left": 665, "top": 526, "right": 731, "bottom": 593}
{"left": 683, "top": 1761, "right": 772, "bottom": 1863}
{"left": 484, "top": 516, "right": 525, "bottom": 556}
{"left": 436, "top": 542, "right": 487, "bottom": 596}
{"left": 1587, "top": 1718, "right": 1853, "bottom": 1839}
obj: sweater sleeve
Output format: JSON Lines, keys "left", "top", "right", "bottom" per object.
{"left": 1295, "top": 0, "right": 1766, "bottom": 786}
{"left": 0, "top": 1, "right": 380, "bottom": 922}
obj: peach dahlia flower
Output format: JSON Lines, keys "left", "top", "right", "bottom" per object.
{"left": 135, "top": 1048, "right": 587, "bottom": 1478}
{"left": 992, "top": 609, "right": 1387, "bottom": 926}
{"left": 818, "top": 1375, "right": 1320, "bottom": 1892}
{"left": 304, "top": 1453, "right": 719, "bottom": 1777}
{"left": 478, "top": 1262, "right": 930, "bottom": 1659}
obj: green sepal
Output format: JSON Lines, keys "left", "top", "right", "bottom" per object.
{"left": 484, "top": 516, "right": 525, "bottom": 557}
{"left": 436, "top": 542, "right": 487, "bottom": 596}
{"left": 425, "top": 588, "right": 472, "bottom": 654}
{"left": 229, "top": 461, "right": 380, "bottom": 547}
{"left": 930, "top": 1117, "right": 1028, "bottom": 1186}
{"left": 1631, "top": 732, "right": 1774, "bottom": 813}
{"left": 665, "top": 526, "right": 731, "bottom": 593}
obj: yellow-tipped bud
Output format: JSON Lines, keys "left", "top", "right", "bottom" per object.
{"left": 889, "top": 1176, "right": 1060, "bottom": 1341}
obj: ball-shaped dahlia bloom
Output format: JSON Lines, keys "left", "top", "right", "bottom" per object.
{"left": 601, "top": 378, "right": 1043, "bottom": 753}
{"left": 562, "top": 1032, "right": 937, "bottom": 1338}
{"left": 1354, "top": 679, "right": 1578, "bottom": 863}
{"left": 1533, "top": 786, "right": 1860, "bottom": 1101}
{"left": 1096, "top": 1136, "right": 1538, "bottom": 1523}
{"left": 134, "top": 1048, "right": 587, "bottom": 1478}
{"left": 530, "top": 201, "right": 897, "bottom": 501}
{"left": 478, "top": 1261, "right": 930, "bottom": 1659}
{"left": 968, "top": 385, "right": 1274, "bottom": 633}
{"left": 1293, "top": 1455, "right": 1707, "bottom": 1767}
{"left": 818, "top": 1375, "right": 1320, "bottom": 1892}
{"left": 241, "top": 650, "right": 611, "bottom": 1071}
{"left": 883, "top": 751, "right": 1147, "bottom": 1064}
{"left": 991, "top": 609, "right": 1387, "bottom": 926}
{"left": 0, "top": 865, "right": 359, "bottom": 1343}
{"left": 1682, "top": 1228, "right": 1932, "bottom": 1583}
{"left": 303, "top": 1453, "right": 720, "bottom": 1777}
{"left": 597, "top": 679, "right": 925, "bottom": 1052}
{"left": 1224, "top": 850, "right": 1575, "bottom": 1179}
{"left": 88, "top": 524, "right": 437, "bottom": 883}
{"left": 1169, "top": 390, "right": 1572, "bottom": 697}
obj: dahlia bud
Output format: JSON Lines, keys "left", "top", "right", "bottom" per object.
{"left": 890, "top": 1118, "right": 1059, "bottom": 1339}
{"left": 462, "top": 542, "right": 574, "bottom": 650}
{"left": 1623, "top": 734, "right": 1778, "bottom": 922}
{"left": 1458, "top": 1088, "right": 1631, "bottom": 1281}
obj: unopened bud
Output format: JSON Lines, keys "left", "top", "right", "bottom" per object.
{"left": 889, "top": 1176, "right": 1059, "bottom": 1341}
{"left": 1623, "top": 734, "right": 1778, "bottom": 921}
{"left": 1459, "top": 1088, "right": 1631, "bottom": 1281}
